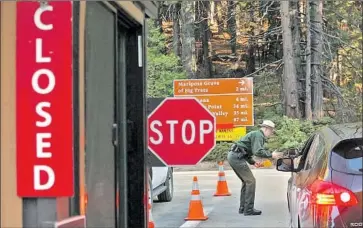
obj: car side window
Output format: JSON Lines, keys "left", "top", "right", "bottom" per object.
{"left": 300, "top": 135, "right": 315, "bottom": 155}
{"left": 314, "top": 137, "right": 326, "bottom": 166}
{"left": 304, "top": 135, "right": 325, "bottom": 170}
{"left": 295, "top": 135, "right": 316, "bottom": 170}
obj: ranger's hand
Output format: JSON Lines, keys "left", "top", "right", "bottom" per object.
{"left": 254, "top": 162, "right": 263, "bottom": 168}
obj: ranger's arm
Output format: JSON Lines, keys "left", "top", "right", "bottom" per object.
{"left": 251, "top": 134, "right": 272, "bottom": 158}
{"left": 234, "top": 140, "right": 245, "bottom": 149}
{"left": 245, "top": 157, "right": 256, "bottom": 165}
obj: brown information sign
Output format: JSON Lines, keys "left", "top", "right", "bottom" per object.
{"left": 173, "top": 78, "right": 254, "bottom": 126}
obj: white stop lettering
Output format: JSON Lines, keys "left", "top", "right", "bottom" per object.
{"left": 149, "top": 119, "right": 213, "bottom": 145}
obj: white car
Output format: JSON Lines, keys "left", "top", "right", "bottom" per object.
{"left": 148, "top": 167, "right": 174, "bottom": 203}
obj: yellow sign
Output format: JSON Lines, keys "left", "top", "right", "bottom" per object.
{"left": 216, "top": 127, "right": 247, "bottom": 142}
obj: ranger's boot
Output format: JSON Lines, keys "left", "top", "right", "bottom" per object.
{"left": 244, "top": 208, "right": 262, "bottom": 216}
{"left": 238, "top": 207, "right": 244, "bottom": 214}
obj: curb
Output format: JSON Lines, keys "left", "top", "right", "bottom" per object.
{"left": 173, "top": 161, "right": 275, "bottom": 172}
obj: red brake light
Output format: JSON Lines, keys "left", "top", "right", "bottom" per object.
{"left": 309, "top": 180, "right": 358, "bottom": 206}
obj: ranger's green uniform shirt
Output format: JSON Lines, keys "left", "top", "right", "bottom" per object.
{"left": 234, "top": 130, "right": 272, "bottom": 165}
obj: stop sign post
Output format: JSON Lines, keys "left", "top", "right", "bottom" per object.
{"left": 148, "top": 97, "right": 216, "bottom": 166}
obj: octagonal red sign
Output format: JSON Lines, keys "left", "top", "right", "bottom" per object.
{"left": 148, "top": 97, "right": 216, "bottom": 166}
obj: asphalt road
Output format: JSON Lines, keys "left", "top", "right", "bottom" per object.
{"left": 152, "top": 169, "right": 291, "bottom": 228}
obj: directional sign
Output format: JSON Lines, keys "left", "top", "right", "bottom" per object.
{"left": 197, "top": 94, "right": 253, "bottom": 126}
{"left": 147, "top": 97, "right": 216, "bottom": 166}
{"left": 173, "top": 78, "right": 254, "bottom": 127}
{"left": 174, "top": 78, "right": 253, "bottom": 95}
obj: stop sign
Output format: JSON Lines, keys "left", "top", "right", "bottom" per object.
{"left": 148, "top": 97, "right": 216, "bottom": 166}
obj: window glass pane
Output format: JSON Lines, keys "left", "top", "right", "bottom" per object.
{"left": 304, "top": 135, "right": 325, "bottom": 170}
{"left": 331, "top": 139, "right": 363, "bottom": 175}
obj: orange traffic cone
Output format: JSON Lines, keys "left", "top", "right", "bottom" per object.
{"left": 148, "top": 203, "right": 155, "bottom": 228}
{"left": 214, "top": 161, "right": 231, "bottom": 196}
{"left": 147, "top": 182, "right": 155, "bottom": 228}
{"left": 185, "top": 176, "right": 208, "bottom": 221}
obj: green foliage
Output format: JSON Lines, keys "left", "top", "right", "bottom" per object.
{"left": 323, "top": 1, "right": 362, "bottom": 119}
{"left": 204, "top": 142, "right": 232, "bottom": 162}
{"left": 341, "top": 86, "right": 362, "bottom": 121}
{"left": 147, "top": 20, "right": 186, "bottom": 98}
{"left": 266, "top": 116, "right": 335, "bottom": 151}
{"left": 267, "top": 117, "right": 312, "bottom": 150}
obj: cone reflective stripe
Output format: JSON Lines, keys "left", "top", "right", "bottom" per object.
{"left": 190, "top": 194, "right": 202, "bottom": 201}
{"left": 218, "top": 162, "right": 224, "bottom": 172}
{"left": 147, "top": 181, "right": 155, "bottom": 228}
{"left": 191, "top": 176, "right": 200, "bottom": 195}
{"left": 214, "top": 162, "right": 231, "bottom": 196}
{"left": 218, "top": 173, "right": 227, "bottom": 181}
{"left": 185, "top": 176, "right": 208, "bottom": 221}
{"left": 192, "top": 178, "right": 199, "bottom": 190}
{"left": 190, "top": 176, "right": 201, "bottom": 197}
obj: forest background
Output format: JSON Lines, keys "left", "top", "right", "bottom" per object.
{"left": 146, "top": 0, "right": 362, "bottom": 162}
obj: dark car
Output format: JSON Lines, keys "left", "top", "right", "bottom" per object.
{"left": 276, "top": 122, "right": 362, "bottom": 228}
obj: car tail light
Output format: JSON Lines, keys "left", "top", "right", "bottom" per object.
{"left": 309, "top": 180, "right": 358, "bottom": 206}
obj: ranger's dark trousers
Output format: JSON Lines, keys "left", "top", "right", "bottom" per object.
{"left": 227, "top": 151, "right": 256, "bottom": 211}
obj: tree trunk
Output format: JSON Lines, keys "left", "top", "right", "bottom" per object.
{"left": 290, "top": 1, "right": 304, "bottom": 100}
{"left": 155, "top": 1, "right": 164, "bottom": 33}
{"left": 172, "top": 2, "right": 182, "bottom": 57}
{"left": 292, "top": 1, "right": 304, "bottom": 117}
{"left": 195, "top": 1, "right": 212, "bottom": 78}
{"left": 195, "top": 1, "right": 202, "bottom": 66}
{"left": 181, "top": 1, "right": 196, "bottom": 79}
{"left": 210, "top": 0, "right": 215, "bottom": 25}
{"left": 215, "top": 1, "right": 224, "bottom": 34}
{"left": 336, "top": 49, "right": 341, "bottom": 86}
{"left": 310, "top": 0, "right": 324, "bottom": 119}
{"left": 246, "top": 3, "right": 255, "bottom": 74}
{"left": 266, "top": 1, "right": 281, "bottom": 61}
{"left": 201, "top": 1, "right": 212, "bottom": 78}
{"left": 305, "top": 0, "right": 313, "bottom": 120}
{"left": 280, "top": 0, "right": 301, "bottom": 118}
{"left": 227, "top": 1, "right": 237, "bottom": 54}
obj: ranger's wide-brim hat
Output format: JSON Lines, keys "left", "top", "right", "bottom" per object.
{"left": 259, "top": 120, "right": 276, "bottom": 130}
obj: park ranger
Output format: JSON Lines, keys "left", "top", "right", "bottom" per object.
{"left": 227, "top": 120, "right": 283, "bottom": 216}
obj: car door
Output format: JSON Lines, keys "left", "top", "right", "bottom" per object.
{"left": 290, "top": 135, "right": 317, "bottom": 227}
{"left": 298, "top": 135, "right": 326, "bottom": 228}
{"left": 293, "top": 135, "right": 320, "bottom": 227}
